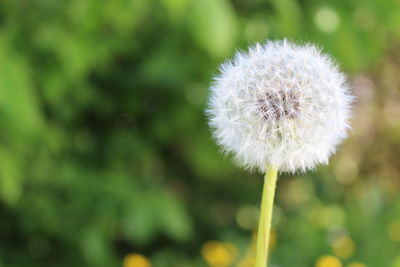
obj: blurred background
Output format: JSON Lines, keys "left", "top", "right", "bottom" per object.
{"left": 0, "top": 0, "right": 400, "bottom": 267}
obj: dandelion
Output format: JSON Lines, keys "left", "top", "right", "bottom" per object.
{"left": 207, "top": 40, "right": 353, "bottom": 267}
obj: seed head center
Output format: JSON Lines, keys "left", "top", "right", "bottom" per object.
{"left": 257, "top": 90, "right": 300, "bottom": 120}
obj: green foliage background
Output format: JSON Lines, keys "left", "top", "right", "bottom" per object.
{"left": 0, "top": 0, "right": 400, "bottom": 266}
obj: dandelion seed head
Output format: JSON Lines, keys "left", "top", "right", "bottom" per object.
{"left": 207, "top": 40, "right": 353, "bottom": 173}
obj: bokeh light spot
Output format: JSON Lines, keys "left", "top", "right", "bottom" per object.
{"left": 201, "top": 241, "right": 237, "bottom": 267}
{"left": 236, "top": 205, "right": 259, "bottom": 230}
{"left": 314, "top": 7, "right": 340, "bottom": 33}
{"left": 331, "top": 235, "right": 355, "bottom": 259}
{"left": 281, "top": 177, "right": 314, "bottom": 208}
{"left": 334, "top": 156, "right": 358, "bottom": 185}
{"left": 312, "top": 205, "right": 345, "bottom": 228}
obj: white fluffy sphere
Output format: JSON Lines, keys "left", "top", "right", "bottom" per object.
{"left": 207, "top": 40, "right": 353, "bottom": 173}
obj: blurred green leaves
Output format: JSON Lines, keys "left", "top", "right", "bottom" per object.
{"left": 0, "top": 36, "right": 42, "bottom": 206}
{"left": 0, "top": 37, "right": 42, "bottom": 138}
{"left": 0, "top": 149, "right": 21, "bottom": 205}
{"left": 270, "top": 0, "right": 302, "bottom": 37}
{"left": 125, "top": 190, "right": 193, "bottom": 245}
{"left": 188, "top": 0, "right": 237, "bottom": 58}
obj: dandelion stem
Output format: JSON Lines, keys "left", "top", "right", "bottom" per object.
{"left": 255, "top": 166, "right": 278, "bottom": 267}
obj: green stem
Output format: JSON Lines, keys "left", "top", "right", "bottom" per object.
{"left": 255, "top": 166, "right": 278, "bottom": 267}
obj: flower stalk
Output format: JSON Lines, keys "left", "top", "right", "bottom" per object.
{"left": 255, "top": 166, "right": 278, "bottom": 267}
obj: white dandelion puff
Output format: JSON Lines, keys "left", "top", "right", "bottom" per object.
{"left": 207, "top": 40, "right": 353, "bottom": 173}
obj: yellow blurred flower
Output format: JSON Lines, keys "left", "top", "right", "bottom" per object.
{"left": 202, "top": 241, "right": 238, "bottom": 267}
{"left": 388, "top": 219, "right": 400, "bottom": 241}
{"left": 123, "top": 253, "right": 151, "bottom": 267}
{"left": 316, "top": 255, "right": 342, "bottom": 267}
{"left": 347, "top": 262, "right": 367, "bottom": 267}
{"left": 331, "top": 236, "right": 355, "bottom": 258}
{"left": 308, "top": 204, "right": 345, "bottom": 229}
